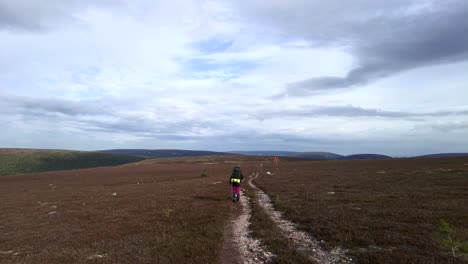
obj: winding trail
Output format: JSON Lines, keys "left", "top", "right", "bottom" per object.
{"left": 219, "top": 173, "right": 274, "bottom": 264}
{"left": 248, "top": 172, "right": 354, "bottom": 264}
{"left": 218, "top": 205, "right": 241, "bottom": 264}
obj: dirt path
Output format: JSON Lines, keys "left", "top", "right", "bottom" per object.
{"left": 218, "top": 205, "right": 242, "bottom": 264}
{"left": 219, "top": 174, "right": 274, "bottom": 264}
{"left": 248, "top": 172, "right": 354, "bottom": 264}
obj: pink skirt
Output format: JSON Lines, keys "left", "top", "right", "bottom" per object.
{"left": 232, "top": 186, "right": 241, "bottom": 195}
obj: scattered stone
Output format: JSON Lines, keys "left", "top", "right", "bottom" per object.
{"left": 48, "top": 211, "right": 57, "bottom": 216}
{"left": 211, "top": 181, "right": 222, "bottom": 185}
{"left": 327, "top": 191, "right": 335, "bottom": 195}
{"left": 112, "top": 192, "right": 117, "bottom": 196}
{"left": 233, "top": 174, "right": 274, "bottom": 264}
{"left": 87, "top": 253, "right": 108, "bottom": 260}
{"left": 0, "top": 250, "right": 14, "bottom": 255}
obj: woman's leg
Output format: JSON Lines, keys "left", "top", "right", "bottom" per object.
{"left": 233, "top": 186, "right": 241, "bottom": 202}
{"left": 232, "top": 186, "right": 237, "bottom": 202}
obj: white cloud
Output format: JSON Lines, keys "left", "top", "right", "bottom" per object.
{"left": 0, "top": 0, "right": 467, "bottom": 156}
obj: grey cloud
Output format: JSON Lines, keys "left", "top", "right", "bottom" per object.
{"left": 286, "top": 64, "right": 394, "bottom": 95}
{"left": 424, "top": 121, "right": 468, "bottom": 132}
{"left": 80, "top": 116, "right": 214, "bottom": 137}
{"left": 1, "top": 94, "right": 111, "bottom": 116}
{"left": 0, "top": 94, "right": 217, "bottom": 140}
{"left": 258, "top": 105, "right": 468, "bottom": 119}
{"left": 0, "top": 0, "right": 79, "bottom": 31}
{"left": 0, "top": 0, "right": 123, "bottom": 31}
{"left": 182, "top": 131, "right": 336, "bottom": 151}
{"left": 234, "top": 0, "right": 468, "bottom": 95}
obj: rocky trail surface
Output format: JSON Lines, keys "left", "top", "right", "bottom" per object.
{"left": 220, "top": 172, "right": 354, "bottom": 264}
{"left": 219, "top": 173, "right": 274, "bottom": 264}
{"left": 248, "top": 172, "right": 354, "bottom": 264}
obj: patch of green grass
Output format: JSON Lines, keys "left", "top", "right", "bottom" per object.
{"left": 0, "top": 150, "right": 145, "bottom": 176}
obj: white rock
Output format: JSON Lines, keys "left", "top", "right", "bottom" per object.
{"left": 87, "top": 253, "right": 108, "bottom": 260}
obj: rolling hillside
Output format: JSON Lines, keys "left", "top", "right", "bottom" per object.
{"left": 0, "top": 149, "right": 145, "bottom": 176}
{"left": 342, "top": 154, "right": 392, "bottom": 160}
{"left": 230, "top": 151, "right": 344, "bottom": 160}
{"left": 100, "top": 149, "right": 234, "bottom": 158}
{"left": 415, "top": 153, "right": 468, "bottom": 158}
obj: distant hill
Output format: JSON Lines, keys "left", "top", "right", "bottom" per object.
{"left": 298, "top": 152, "right": 344, "bottom": 160}
{"left": 100, "top": 149, "right": 234, "bottom": 158}
{"left": 341, "top": 154, "right": 392, "bottom": 160}
{"left": 0, "top": 149, "right": 144, "bottom": 176}
{"left": 229, "top": 151, "right": 343, "bottom": 160}
{"left": 415, "top": 153, "right": 468, "bottom": 158}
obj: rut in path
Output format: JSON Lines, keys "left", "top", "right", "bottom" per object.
{"left": 248, "top": 172, "right": 355, "bottom": 264}
{"left": 220, "top": 173, "right": 274, "bottom": 264}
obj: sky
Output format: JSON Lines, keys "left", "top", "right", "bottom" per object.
{"left": 1, "top": 0, "right": 467, "bottom": 156}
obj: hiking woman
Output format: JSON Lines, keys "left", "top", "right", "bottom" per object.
{"left": 229, "top": 166, "right": 244, "bottom": 202}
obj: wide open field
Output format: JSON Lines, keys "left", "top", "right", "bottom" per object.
{"left": 0, "top": 155, "right": 261, "bottom": 264}
{"left": 253, "top": 157, "right": 468, "bottom": 263}
{"left": 1, "top": 156, "right": 467, "bottom": 264}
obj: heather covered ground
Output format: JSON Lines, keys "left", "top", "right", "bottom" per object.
{"left": 1, "top": 155, "right": 466, "bottom": 263}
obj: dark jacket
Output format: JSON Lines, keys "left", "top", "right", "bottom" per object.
{"left": 230, "top": 167, "right": 244, "bottom": 187}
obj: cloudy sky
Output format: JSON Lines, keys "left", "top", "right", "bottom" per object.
{"left": 1, "top": 0, "right": 467, "bottom": 156}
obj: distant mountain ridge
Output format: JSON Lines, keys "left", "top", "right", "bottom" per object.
{"left": 230, "top": 151, "right": 343, "bottom": 160}
{"left": 415, "top": 153, "right": 468, "bottom": 158}
{"left": 230, "top": 151, "right": 394, "bottom": 160}
{"left": 100, "top": 149, "right": 233, "bottom": 158}
{"left": 102, "top": 149, "right": 468, "bottom": 160}
{"left": 231, "top": 151, "right": 468, "bottom": 160}
{"left": 8, "top": 148, "right": 466, "bottom": 162}
{"left": 342, "top": 154, "right": 392, "bottom": 160}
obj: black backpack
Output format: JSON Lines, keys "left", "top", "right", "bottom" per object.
{"left": 232, "top": 167, "right": 241, "bottom": 178}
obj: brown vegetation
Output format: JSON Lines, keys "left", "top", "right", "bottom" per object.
{"left": 0, "top": 156, "right": 259, "bottom": 264}
{"left": 254, "top": 157, "right": 468, "bottom": 263}
{"left": 1, "top": 155, "right": 467, "bottom": 263}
